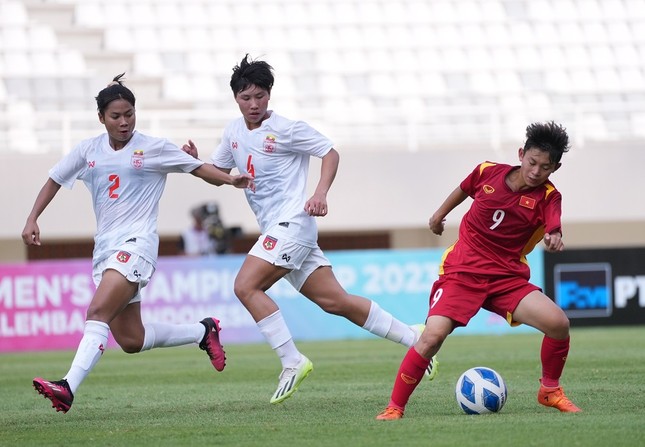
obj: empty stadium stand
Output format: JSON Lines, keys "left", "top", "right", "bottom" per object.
{"left": 1, "top": 0, "right": 645, "bottom": 154}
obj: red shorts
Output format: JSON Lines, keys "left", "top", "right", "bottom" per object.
{"left": 427, "top": 272, "right": 541, "bottom": 327}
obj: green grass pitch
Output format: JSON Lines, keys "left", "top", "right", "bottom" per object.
{"left": 1, "top": 326, "right": 643, "bottom": 447}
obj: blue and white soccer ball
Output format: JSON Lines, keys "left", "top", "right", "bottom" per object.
{"left": 455, "top": 366, "right": 507, "bottom": 414}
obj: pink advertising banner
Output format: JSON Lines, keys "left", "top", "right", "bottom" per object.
{"left": 0, "top": 256, "right": 264, "bottom": 353}
{"left": 0, "top": 259, "right": 94, "bottom": 352}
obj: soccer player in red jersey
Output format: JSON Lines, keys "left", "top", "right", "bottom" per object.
{"left": 376, "top": 121, "right": 582, "bottom": 420}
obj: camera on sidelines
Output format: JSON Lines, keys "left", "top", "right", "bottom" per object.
{"left": 191, "top": 202, "right": 241, "bottom": 254}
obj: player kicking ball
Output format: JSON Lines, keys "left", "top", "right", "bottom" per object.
{"left": 377, "top": 121, "right": 581, "bottom": 420}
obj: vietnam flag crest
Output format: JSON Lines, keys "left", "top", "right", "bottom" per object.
{"left": 519, "top": 196, "right": 536, "bottom": 209}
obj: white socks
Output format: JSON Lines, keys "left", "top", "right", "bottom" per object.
{"left": 140, "top": 322, "right": 205, "bottom": 352}
{"left": 362, "top": 302, "right": 416, "bottom": 347}
{"left": 63, "top": 320, "right": 109, "bottom": 394}
{"left": 62, "top": 321, "right": 207, "bottom": 394}
{"left": 258, "top": 310, "right": 301, "bottom": 368}
{"left": 256, "top": 304, "right": 416, "bottom": 372}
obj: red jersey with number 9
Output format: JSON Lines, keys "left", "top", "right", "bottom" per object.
{"left": 439, "top": 161, "right": 562, "bottom": 280}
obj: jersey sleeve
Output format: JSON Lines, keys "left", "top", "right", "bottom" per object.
{"left": 48, "top": 142, "right": 90, "bottom": 189}
{"left": 459, "top": 162, "right": 487, "bottom": 197}
{"left": 543, "top": 187, "right": 563, "bottom": 235}
{"left": 159, "top": 140, "right": 204, "bottom": 174}
{"left": 289, "top": 120, "right": 333, "bottom": 157}
{"left": 460, "top": 161, "right": 499, "bottom": 197}
{"left": 210, "top": 126, "right": 236, "bottom": 170}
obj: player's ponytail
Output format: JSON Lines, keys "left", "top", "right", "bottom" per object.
{"left": 95, "top": 73, "right": 136, "bottom": 115}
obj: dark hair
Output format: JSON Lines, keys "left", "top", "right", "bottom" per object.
{"left": 95, "top": 73, "right": 136, "bottom": 115}
{"left": 230, "top": 54, "right": 274, "bottom": 96}
{"left": 523, "top": 121, "right": 570, "bottom": 164}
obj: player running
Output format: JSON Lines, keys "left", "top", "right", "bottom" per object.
{"left": 184, "top": 55, "right": 437, "bottom": 404}
{"left": 23, "top": 74, "right": 253, "bottom": 413}
{"left": 377, "top": 121, "right": 582, "bottom": 420}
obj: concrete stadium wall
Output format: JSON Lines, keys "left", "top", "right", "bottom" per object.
{"left": 1, "top": 140, "right": 644, "bottom": 263}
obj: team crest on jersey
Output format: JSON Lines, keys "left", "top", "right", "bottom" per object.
{"left": 131, "top": 150, "right": 144, "bottom": 170}
{"left": 263, "top": 134, "right": 277, "bottom": 153}
{"left": 483, "top": 184, "right": 495, "bottom": 194}
{"left": 263, "top": 235, "right": 278, "bottom": 251}
{"left": 116, "top": 251, "right": 131, "bottom": 263}
{"left": 232, "top": 141, "right": 238, "bottom": 150}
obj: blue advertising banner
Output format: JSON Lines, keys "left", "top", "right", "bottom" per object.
{"left": 0, "top": 248, "right": 543, "bottom": 352}
{"left": 544, "top": 247, "right": 645, "bottom": 326}
{"left": 169, "top": 248, "right": 542, "bottom": 345}
{"left": 275, "top": 248, "right": 542, "bottom": 341}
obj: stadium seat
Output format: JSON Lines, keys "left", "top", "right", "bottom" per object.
{"left": 0, "top": 79, "right": 7, "bottom": 102}
{"left": 2, "top": 26, "right": 29, "bottom": 50}
{"left": 74, "top": 3, "right": 103, "bottom": 27}
{"left": 570, "top": 69, "right": 597, "bottom": 93}
{"left": 614, "top": 44, "right": 639, "bottom": 68}
{"left": 133, "top": 52, "right": 164, "bottom": 76}
{"left": 0, "top": 0, "right": 644, "bottom": 155}
{"left": 3, "top": 51, "right": 31, "bottom": 75}
{"left": 30, "top": 51, "right": 59, "bottom": 75}
{"left": 0, "top": 1, "right": 28, "bottom": 25}
{"left": 630, "top": 112, "right": 645, "bottom": 137}
{"left": 576, "top": 0, "right": 603, "bottom": 20}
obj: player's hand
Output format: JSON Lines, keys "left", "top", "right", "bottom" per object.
{"left": 182, "top": 140, "right": 199, "bottom": 158}
{"left": 304, "top": 193, "right": 328, "bottom": 216}
{"left": 231, "top": 174, "right": 255, "bottom": 191}
{"left": 428, "top": 214, "right": 446, "bottom": 235}
{"left": 543, "top": 232, "right": 564, "bottom": 252}
{"left": 22, "top": 221, "right": 41, "bottom": 246}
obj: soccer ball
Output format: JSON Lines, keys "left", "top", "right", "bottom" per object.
{"left": 455, "top": 366, "right": 507, "bottom": 414}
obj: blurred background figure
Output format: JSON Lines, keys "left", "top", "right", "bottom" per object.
{"left": 178, "top": 205, "right": 216, "bottom": 256}
{"left": 178, "top": 202, "right": 241, "bottom": 256}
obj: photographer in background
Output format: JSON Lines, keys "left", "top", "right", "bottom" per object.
{"left": 179, "top": 202, "right": 238, "bottom": 256}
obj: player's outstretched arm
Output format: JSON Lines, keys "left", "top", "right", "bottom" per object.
{"left": 429, "top": 186, "right": 468, "bottom": 235}
{"left": 191, "top": 163, "right": 254, "bottom": 189}
{"left": 22, "top": 178, "right": 62, "bottom": 246}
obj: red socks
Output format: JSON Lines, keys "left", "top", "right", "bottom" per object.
{"left": 388, "top": 347, "right": 430, "bottom": 410}
{"left": 540, "top": 336, "right": 570, "bottom": 388}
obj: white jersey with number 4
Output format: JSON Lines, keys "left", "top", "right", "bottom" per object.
{"left": 210, "top": 112, "right": 333, "bottom": 246}
{"left": 49, "top": 131, "right": 204, "bottom": 267}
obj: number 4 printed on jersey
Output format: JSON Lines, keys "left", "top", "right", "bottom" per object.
{"left": 247, "top": 155, "right": 255, "bottom": 178}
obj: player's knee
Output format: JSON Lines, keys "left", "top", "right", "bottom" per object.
{"left": 546, "top": 310, "right": 571, "bottom": 339}
{"left": 420, "top": 328, "right": 447, "bottom": 350}
{"left": 233, "top": 280, "right": 253, "bottom": 302}
{"left": 555, "top": 317, "right": 571, "bottom": 339}
{"left": 119, "top": 339, "right": 143, "bottom": 354}
{"left": 315, "top": 290, "right": 357, "bottom": 316}
{"left": 112, "top": 331, "right": 144, "bottom": 353}
{"left": 316, "top": 296, "right": 344, "bottom": 315}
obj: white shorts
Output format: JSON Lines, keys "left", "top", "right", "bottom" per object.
{"left": 93, "top": 250, "right": 155, "bottom": 304}
{"left": 249, "top": 227, "right": 331, "bottom": 291}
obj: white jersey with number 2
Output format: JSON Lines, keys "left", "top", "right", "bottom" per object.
{"left": 49, "top": 131, "right": 203, "bottom": 267}
{"left": 210, "top": 112, "right": 333, "bottom": 247}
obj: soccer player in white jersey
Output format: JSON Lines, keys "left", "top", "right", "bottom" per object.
{"left": 22, "top": 74, "right": 253, "bottom": 413}
{"left": 183, "top": 55, "right": 437, "bottom": 404}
